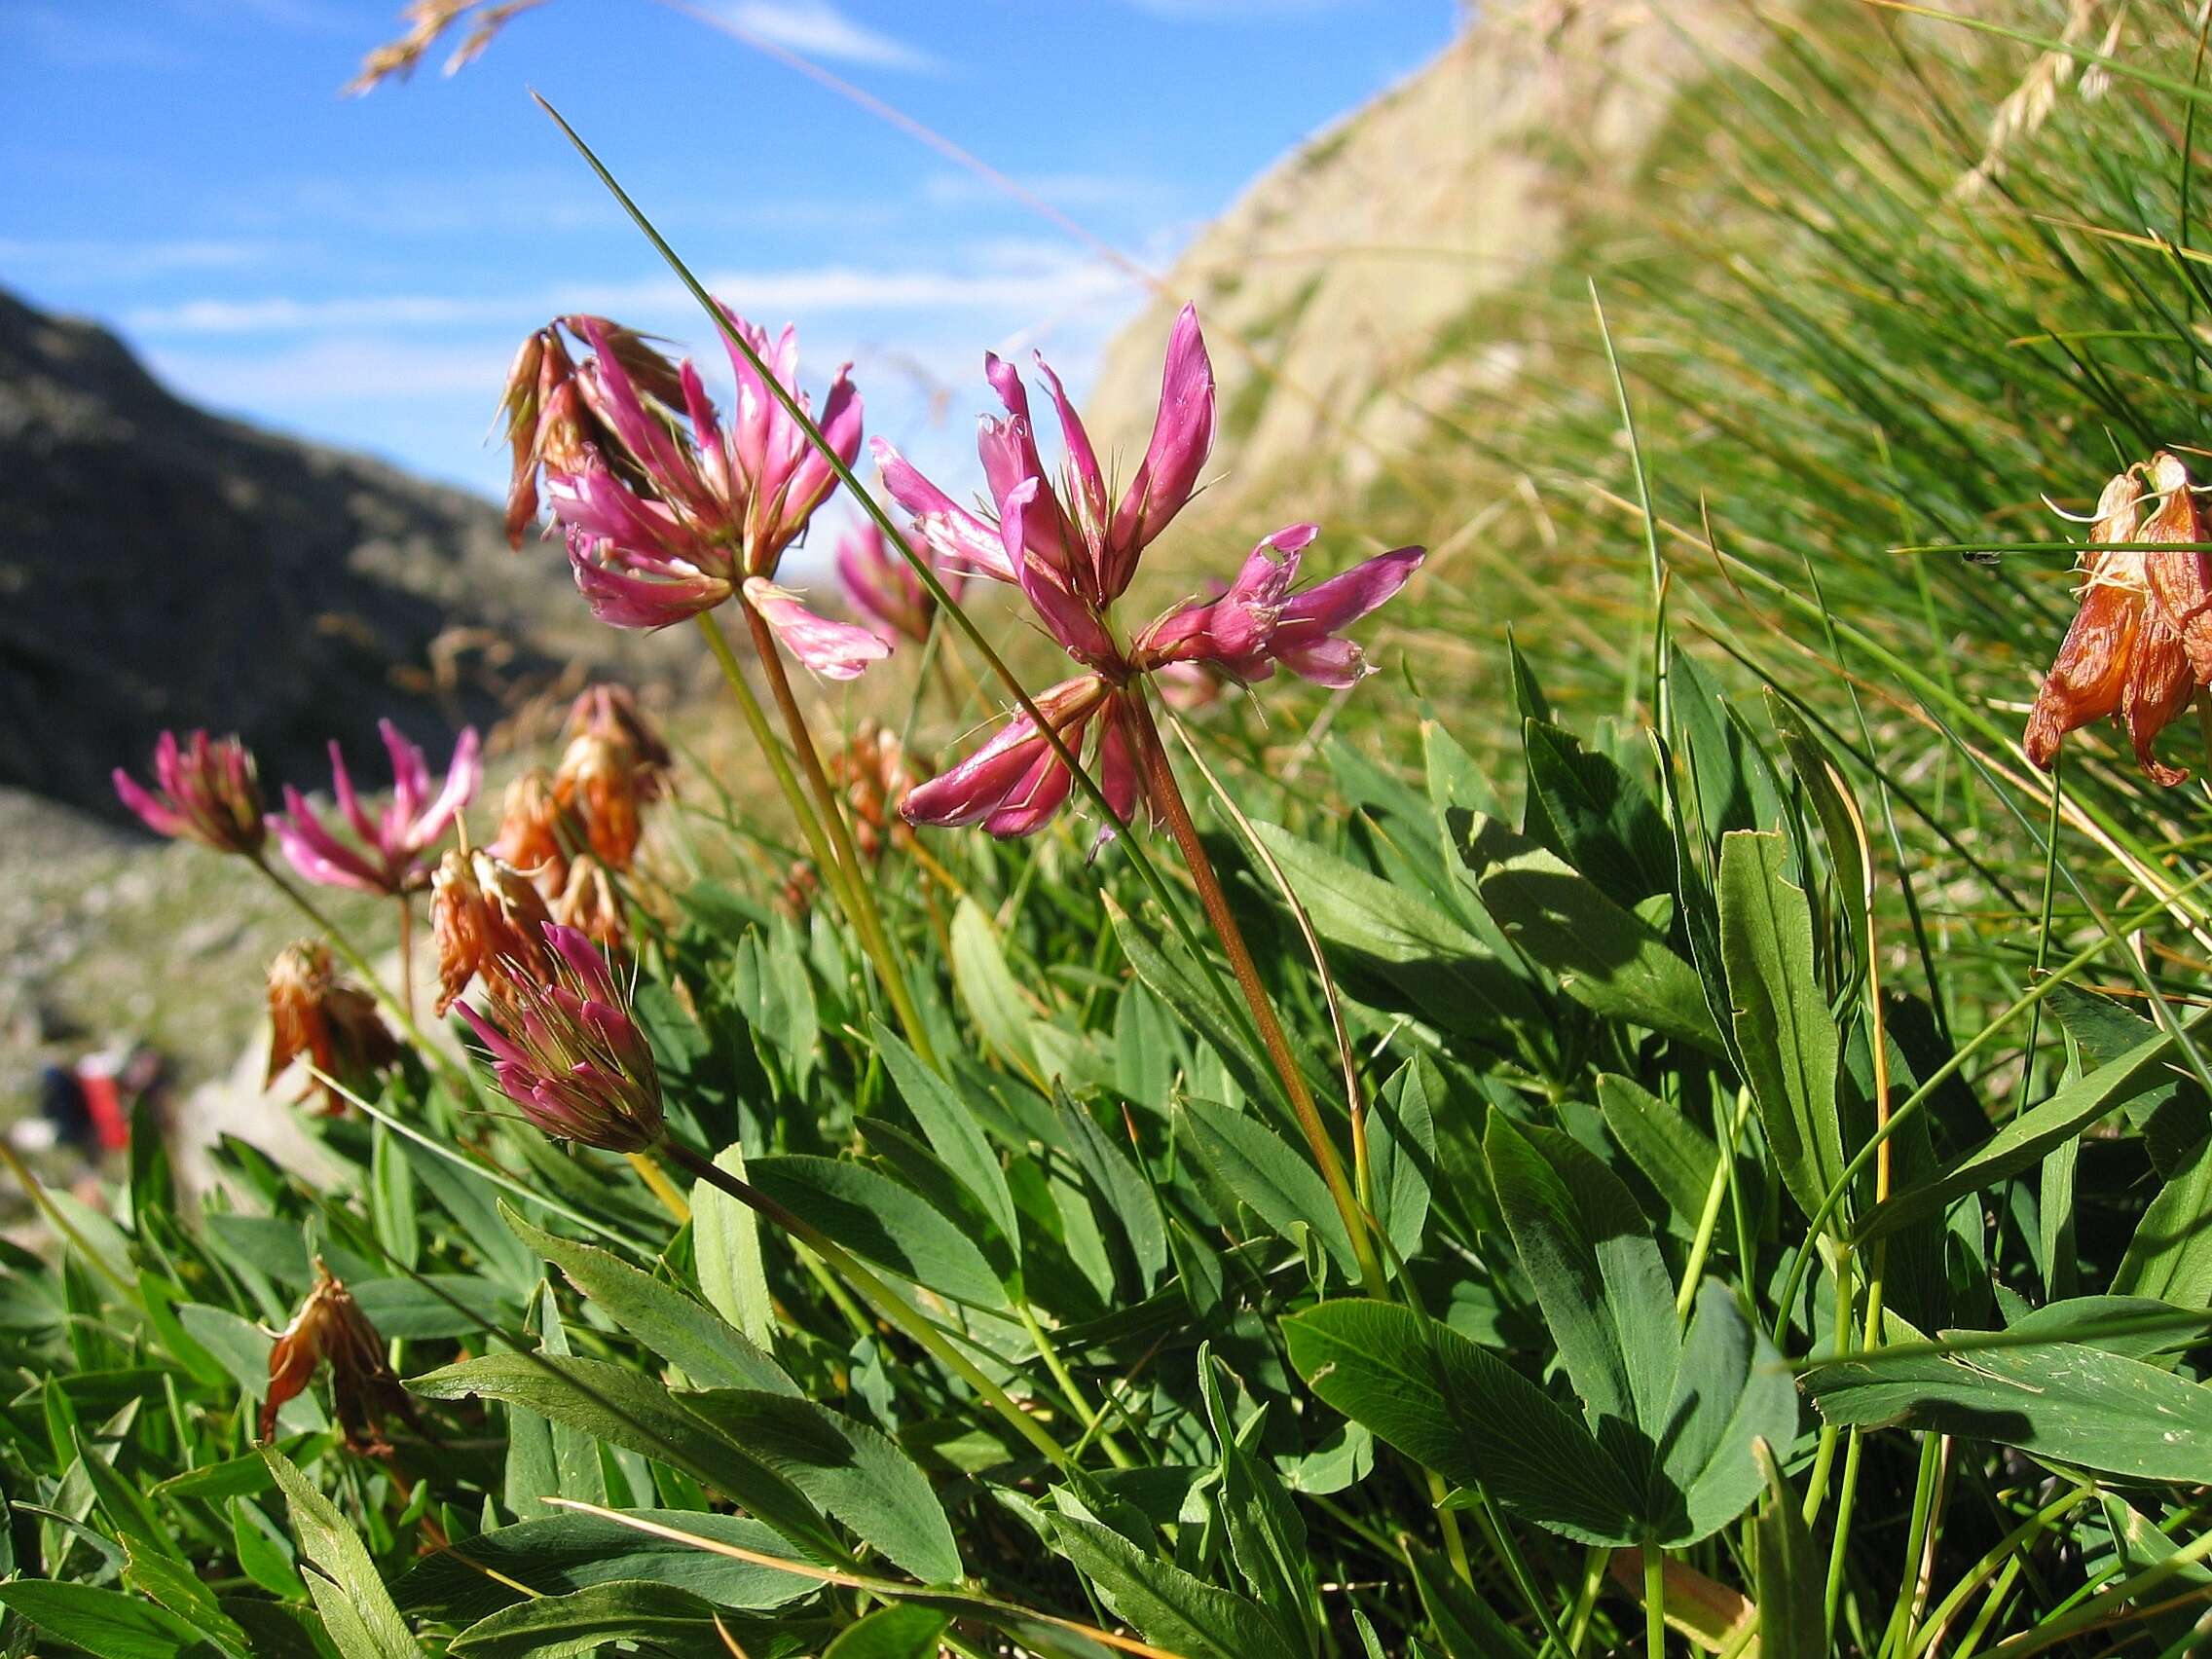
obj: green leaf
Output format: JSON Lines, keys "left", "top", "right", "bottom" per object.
{"left": 1652, "top": 1284, "right": 1800, "bottom": 1545}
{"left": 1055, "top": 1088, "right": 1168, "bottom": 1294}
{"left": 1596, "top": 1073, "right": 1719, "bottom": 1228}
{"left": 874, "top": 1019, "right": 1020, "bottom": 1261}
{"left": 263, "top": 1450, "right": 421, "bottom": 1659}
{"left": 1041, "top": 1512, "right": 1302, "bottom": 1659}
{"left": 1106, "top": 894, "right": 1272, "bottom": 1107}
{"left": 1522, "top": 719, "right": 1673, "bottom": 907}
{"left": 1751, "top": 1442, "right": 1824, "bottom": 1659}
{"left": 1483, "top": 1116, "right": 1677, "bottom": 1457}
{"left": 0, "top": 1581, "right": 228, "bottom": 1659}
{"left": 1284, "top": 1300, "right": 1642, "bottom": 1545}
{"left": 120, "top": 1542, "right": 252, "bottom": 1657}
{"left": 1716, "top": 830, "right": 1844, "bottom": 1223}
{"left": 2112, "top": 1133, "right": 2212, "bottom": 1309}
{"left": 952, "top": 898, "right": 1042, "bottom": 1079}
{"left": 369, "top": 1120, "right": 420, "bottom": 1274}
{"left": 1406, "top": 1538, "right": 1534, "bottom": 1659}
{"left": 1250, "top": 818, "right": 1538, "bottom": 1042}
{"left": 448, "top": 1581, "right": 728, "bottom": 1659}
{"left": 391, "top": 1509, "right": 813, "bottom": 1624}
{"left": 747, "top": 1155, "right": 1008, "bottom": 1309}
{"left": 502, "top": 1203, "right": 793, "bottom": 1394}
{"left": 1858, "top": 1023, "right": 2182, "bottom": 1243}
{"left": 1473, "top": 819, "right": 1723, "bottom": 1053}
{"left": 407, "top": 1353, "right": 843, "bottom": 1564}
{"left": 1200, "top": 1347, "right": 1319, "bottom": 1654}
{"left": 824, "top": 1604, "right": 952, "bottom": 1659}
{"left": 1802, "top": 1339, "right": 2212, "bottom": 1483}
{"left": 1176, "top": 1097, "right": 1357, "bottom": 1277}
{"left": 1368, "top": 1059, "right": 1438, "bottom": 1264}
{"left": 691, "top": 1141, "right": 780, "bottom": 1352}
{"left": 686, "top": 1389, "right": 962, "bottom": 1584}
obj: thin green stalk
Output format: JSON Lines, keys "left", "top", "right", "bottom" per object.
{"left": 1676, "top": 1087, "right": 1752, "bottom": 1317}
{"left": 1905, "top": 1487, "right": 2090, "bottom": 1659}
{"left": 1879, "top": 1434, "right": 1944, "bottom": 1658}
{"left": 2017, "top": 756, "right": 2063, "bottom": 1109}
{"left": 1124, "top": 692, "right": 1382, "bottom": 1292}
{"left": 1642, "top": 1540, "right": 1666, "bottom": 1659}
{"left": 1015, "top": 1302, "right": 1133, "bottom": 1470}
{"left": 694, "top": 610, "right": 881, "bottom": 1004}
{"left": 1801, "top": 1240, "right": 1855, "bottom": 1526}
{"left": 735, "top": 599, "right": 938, "bottom": 1067}
{"left": 1822, "top": 1425, "right": 1867, "bottom": 1642}
{"left": 1467, "top": 1485, "right": 1573, "bottom": 1658}
{"left": 1565, "top": 1546, "right": 1608, "bottom": 1655}
{"left": 663, "top": 1138, "right": 1072, "bottom": 1470}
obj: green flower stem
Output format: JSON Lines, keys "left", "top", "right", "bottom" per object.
{"left": 1564, "top": 1546, "right": 1608, "bottom": 1654}
{"left": 1124, "top": 692, "right": 1382, "bottom": 1294}
{"left": 1675, "top": 1086, "right": 1751, "bottom": 1318}
{"left": 663, "top": 1138, "right": 1072, "bottom": 1471}
{"left": 1642, "top": 1539, "right": 1666, "bottom": 1659}
{"left": 1902, "top": 1487, "right": 2090, "bottom": 1659}
{"left": 1879, "top": 1433, "right": 1946, "bottom": 1658}
{"left": 736, "top": 597, "right": 937, "bottom": 1069}
{"left": 1014, "top": 1302, "right": 1133, "bottom": 1470}
{"left": 694, "top": 611, "right": 894, "bottom": 1029}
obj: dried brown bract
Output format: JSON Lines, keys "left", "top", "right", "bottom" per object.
{"left": 429, "top": 849, "right": 557, "bottom": 1015}
{"left": 2026, "top": 452, "right": 2212, "bottom": 787}
{"left": 265, "top": 942, "right": 403, "bottom": 1115}
{"left": 262, "top": 1260, "right": 414, "bottom": 1454}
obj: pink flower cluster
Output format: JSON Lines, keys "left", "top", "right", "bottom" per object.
{"left": 117, "top": 719, "right": 481, "bottom": 899}
{"left": 875, "top": 305, "right": 1422, "bottom": 840}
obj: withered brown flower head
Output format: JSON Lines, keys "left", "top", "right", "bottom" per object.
{"left": 553, "top": 731, "right": 645, "bottom": 870}
{"left": 553, "top": 854, "right": 626, "bottom": 948}
{"left": 496, "top": 317, "right": 687, "bottom": 550}
{"left": 263, "top": 1259, "right": 414, "bottom": 1455}
{"left": 266, "top": 941, "right": 403, "bottom": 1115}
{"left": 565, "top": 683, "right": 673, "bottom": 800}
{"left": 2026, "top": 452, "right": 2212, "bottom": 787}
{"left": 429, "top": 848, "right": 556, "bottom": 1016}
{"left": 829, "top": 720, "right": 930, "bottom": 864}
{"left": 490, "top": 768, "right": 568, "bottom": 890}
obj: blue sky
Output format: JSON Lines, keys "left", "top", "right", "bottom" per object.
{"left": 2, "top": 0, "right": 1457, "bottom": 508}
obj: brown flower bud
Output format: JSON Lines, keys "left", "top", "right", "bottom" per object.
{"left": 553, "top": 732, "right": 645, "bottom": 869}
{"left": 263, "top": 1259, "right": 413, "bottom": 1454}
{"left": 828, "top": 720, "right": 928, "bottom": 864}
{"left": 429, "top": 849, "right": 556, "bottom": 1015}
{"left": 565, "top": 683, "right": 673, "bottom": 800}
{"left": 490, "top": 768, "right": 567, "bottom": 891}
{"left": 2026, "top": 455, "right": 2211, "bottom": 786}
{"left": 266, "top": 942, "right": 403, "bottom": 1115}
{"left": 553, "top": 854, "right": 626, "bottom": 948}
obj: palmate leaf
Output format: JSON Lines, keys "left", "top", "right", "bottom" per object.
{"left": 745, "top": 1155, "right": 1008, "bottom": 1309}
{"left": 1521, "top": 718, "right": 1675, "bottom": 908}
{"left": 1471, "top": 818, "right": 1724, "bottom": 1054}
{"left": 1286, "top": 1299, "right": 1643, "bottom": 1545}
{"left": 690, "top": 1143, "right": 781, "bottom": 1352}
{"left": 822, "top": 1604, "right": 952, "bottom": 1658}
{"left": 407, "top": 1353, "right": 845, "bottom": 1565}
{"left": 1596, "top": 1072, "right": 1720, "bottom": 1229}
{"left": 448, "top": 1581, "right": 804, "bottom": 1659}
{"left": 0, "top": 1580, "right": 233, "bottom": 1659}
{"left": 1175, "top": 1097, "right": 1358, "bottom": 1278}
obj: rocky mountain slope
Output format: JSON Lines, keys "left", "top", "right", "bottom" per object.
{"left": 0, "top": 286, "right": 666, "bottom": 822}
{"left": 1086, "top": 0, "right": 1769, "bottom": 530}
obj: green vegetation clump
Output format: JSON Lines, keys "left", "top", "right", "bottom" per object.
{"left": 7, "top": 6, "right": 2212, "bottom": 1657}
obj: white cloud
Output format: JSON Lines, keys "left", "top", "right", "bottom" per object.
{"left": 714, "top": 0, "right": 940, "bottom": 72}
{"left": 0, "top": 238, "right": 281, "bottom": 283}
{"left": 143, "top": 335, "right": 520, "bottom": 407}
{"left": 122, "top": 250, "right": 1137, "bottom": 336}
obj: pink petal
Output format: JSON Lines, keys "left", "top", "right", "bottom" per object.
{"left": 1277, "top": 544, "right": 1424, "bottom": 633}
{"left": 982, "top": 747, "right": 1075, "bottom": 838}
{"left": 272, "top": 788, "right": 387, "bottom": 892}
{"left": 1105, "top": 303, "right": 1215, "bottom": 594}
{"left": 569, "top": 532, "right": 730, "bottom": 628}
{"left": 1031, "top": 350, "right": 1107, "bottom": 530}
{"left": 873, "top": 437, "right": 1014, "bottom": 583}
{"left": 410, "top": 727, "right": 482, "bottom": 848}
{"left": 1002, "top": 479, "right": 1115, "bottom": 668}
{"left": 113, "top": 767, "right": 185, "bottom": 837}
{"left": 743, "top": 578, "right": 891, "bottom": 681}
